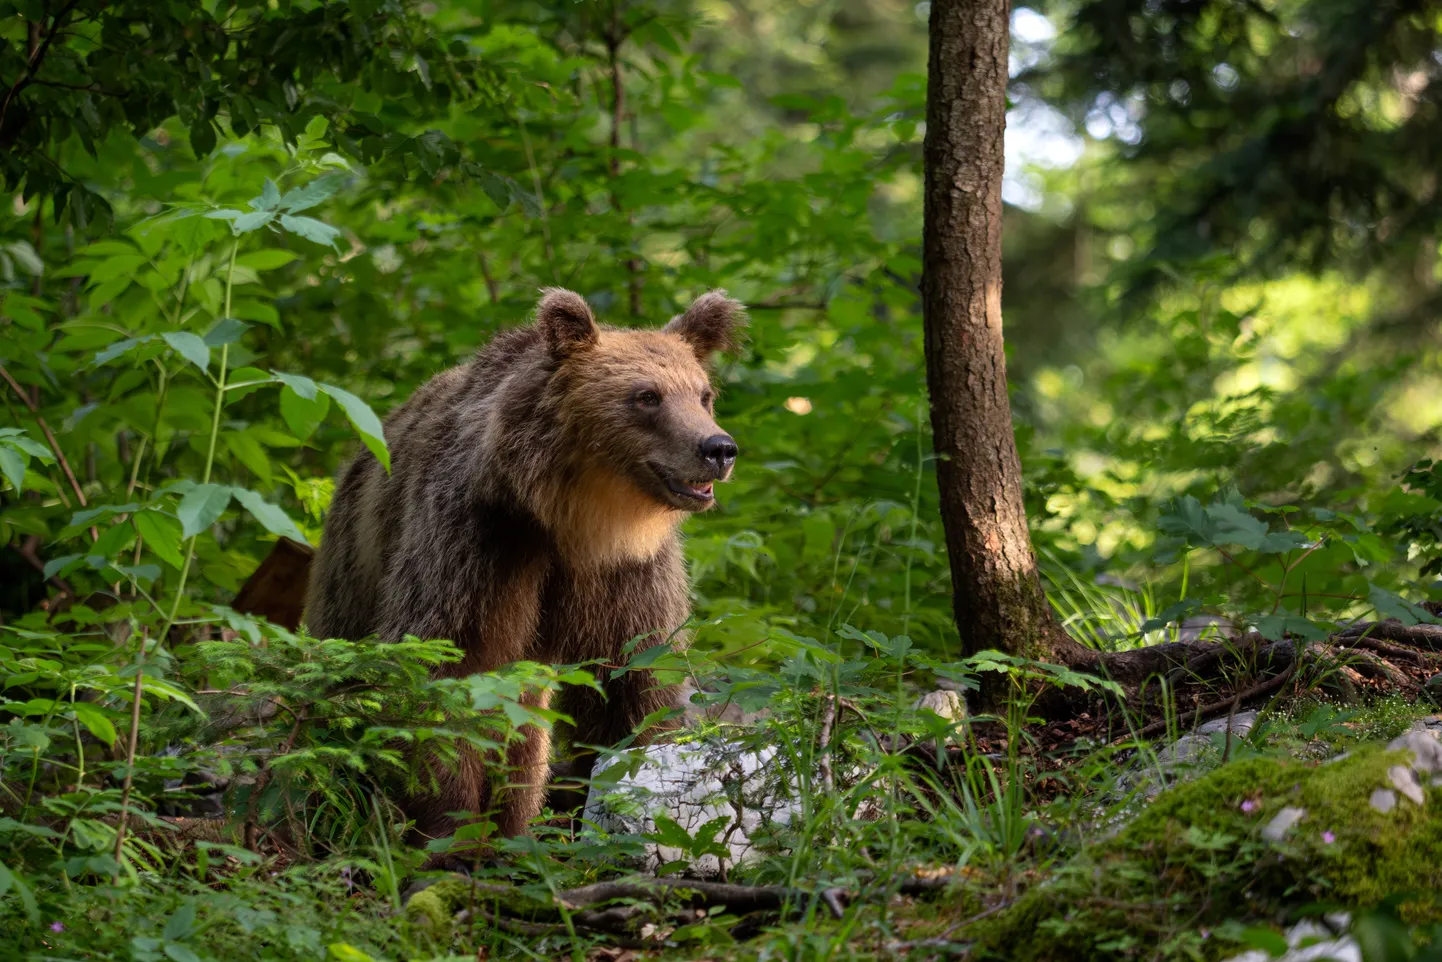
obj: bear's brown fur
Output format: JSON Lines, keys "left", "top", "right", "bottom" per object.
{"left": 304, "top": 288, "right": 744, "bottom": 844}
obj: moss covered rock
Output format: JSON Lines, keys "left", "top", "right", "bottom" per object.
{"left": 970, "top": 742, "right": 1442, "bottom": 961}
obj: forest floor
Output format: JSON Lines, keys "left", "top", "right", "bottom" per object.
{"left": 7, "top": 615, "right": 1442, "bottom": 961}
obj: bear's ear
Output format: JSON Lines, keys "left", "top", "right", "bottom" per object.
{"left": 664, "top": 290, "right": 747, "bottom": 364}
{"left": 536, "top": 288, "right": 599, "bottom": 358}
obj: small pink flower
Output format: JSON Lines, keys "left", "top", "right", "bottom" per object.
{"left": 1322, "top": 831, "right": 1335, "bottom": 844}
{"left": 1240, "top": 799, "right": 1257, "bottom": 813}
{"left": 49, "top": 922, "right": 63, "bottom": 933}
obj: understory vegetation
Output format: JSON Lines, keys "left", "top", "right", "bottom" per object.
{"left": 4, "top": 0, "right": 1442, "bottom": 959}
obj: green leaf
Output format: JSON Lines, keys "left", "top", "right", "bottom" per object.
{"left": 319, "top": 383, "right": 389, "bottom": 470}
{"left": 205, "top": 317, "right": 250, "bottom": 347}
{"left": 92, "top": 335, "right": 152, "bottom": 368}
{"left": 189, "top": 116, "right": 217, "bottom": 158}
{"left": 161, "top": 332, "right": 210, "bottom": 372}
{"left": 1236, "top": 926, "right": 1288, "bottom": 958}
{"left": 232, "top": 488, "right": 309, "bottom": 544}
{"left": 42, "top": 554, "right": 81, "bottom": 579}
{"left": 88, "top": 254, "right": 147, "bottom": 284}
{"left": 1251, "top": 612, "right": 1330, "bottom": 642}
{"left": 176, "top": 483, "right": 232, "bottom": 538}
{"left": 1203, "top": 503, "right": 1270, "bottom": 551}
{"left": 164, "top": 944, "right": 203, "bottom": 962}
{"left": 476, "top": 170, "right": 511, "bottom": 209}
{"left": 1367, "top": 585, "right": 1437, "bottom": 626}
{"left": 134, "top": 510, "right": 185, "bottom": 569}
{"left": 0, "top": 446, "right": 25, "bottom": 492}
{"left": 225, "top": 431, "right": 273, "bottom": 486}
{"left": 0, "top": 862, "right": 37, "bottom": 923}
{"left": 274, "top": 371, "right": 319, "bottom": 400}
{"left": 237, "top": 250, "right": 299, "bottom": 271}
{"left": 5, "top": 241, "right": 42, "bottom": 276}
{"left": 614, "top": 640, "right": 677, "bottom": 676}
{"left": 328, "top": 945, "right": 378, "bottom": 962}
{"left": 280, "top": 384, "right": 330, "bottom": 441}
{"left": 71, "top": 702, "right": 117, "bottom": 746}
{"left": 163, "top": 902, "right": 198, "bottom": 941}
{"left": 278, "top": 173, "right": 348, "bottom": 213}
{"left": 109, "top": 562, "right": 160, "bottom": 583}
{"left": 251, "top": 180, "right": 282, "bottom": 212}
{"left": 0, "top": 429, "right": 51, "bottom": 460}
{"left": 69, "top": 502, "right": 139, "bottom": 529}
{"left": 279, "top": 214, "right": 341, "bottom": 248}
{"left": 231, "top": 210, "right": 276, "bottom": 234}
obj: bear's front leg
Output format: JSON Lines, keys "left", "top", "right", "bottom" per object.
{"left": 492, "top": 687, "right": 555, "bottom": 837}
{"left": 557, "top": 666, "right": 684, "bottom": 778}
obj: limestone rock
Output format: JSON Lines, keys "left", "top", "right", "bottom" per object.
{"left": 1388, "top": 764, "right": 1425, "bottom": 806}
{"left": 582, "top": 738, "right": 802, "bottom": 877}
{"left": 913, "top": 689, "right": 967, "bottom": 724}
{"left": 1224, "top": 915, "right": 1356, "bottom": 962}
{"left": 913, "top": 689, "right": 967, "bottom": 750}
{"left": 1159, "top": 711, "right": 1258, "bottom": 767}
{"left": 1261, "top": 806, "right": 1306, "bottom": 842}
{"left": 1369, "top": 788, "right": 1397, "bottom": 813}
{"left": 1389, "top": 728, "right": 1442, "bottom": 775}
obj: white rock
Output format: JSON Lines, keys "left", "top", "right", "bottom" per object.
{"left": 914, "top": 689, "right": 967, "bottom": 750}
{"left": 1197, "top": 710, "right": 1259, "bottom": 738}
{"left": 913, "top": 689, "right": 967, "bottom": 723}
{"left": 582, "top": 738, "right": 804, "bottom": 877}
{"left": 1261, "top": 806, "right": 1306, "bottom": 842}
{"left": 1223, "top": 915, "right": 1356, "bottom": 962}
{"left": 1387, "top": 765, "right": 1425, "bottom": 806}
{"left": 1369, "top": 788, "right": 1397, "bottom": 813}
{"left": 1153, "top": 712, "right": 1258, "bottom": 769}
{"left": 1388, "top": 729, "right": 1442, "bottom": 775}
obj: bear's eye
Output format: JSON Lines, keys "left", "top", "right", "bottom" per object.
{"left": 701, "top": 390, "right": 713, "bottom": 407}
{"left": 635, "top": 390, "right": 662, "bottom": 408}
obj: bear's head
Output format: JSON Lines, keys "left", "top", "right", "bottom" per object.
{"left": 536, "top": 288, "right": 744, "bottom": 515}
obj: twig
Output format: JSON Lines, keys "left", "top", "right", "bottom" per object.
{"left": 244, "top": 707, "right": 307, "bottom": 852}
{"left": 9, "top": 536, "right": 74, "bottom": 598}
{"left": 817, "top": 695, "right": 837, "bottom": 794}
{"left": 0, "top": 363, "right": 98, "bottom": 541}
{"left": 478, "top": 252, "right": 499, "bottom": 305}
{"left": 0, "top": 1, "right": 82, "bottom": 142}
{"left": 112, "top": 629, "right": 149, "bottom": 875}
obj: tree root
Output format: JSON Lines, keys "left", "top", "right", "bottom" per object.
{"left": 1091, "top": 619, "right": 1439, "bottom": 746}
{"left": 1119, "top": 660, "right": 1298, "bottom": 744}
{"left": 1335, "top": 620, "right": 1442, "bottom": 650}
{"left": 413, "top": 873, "right": 953, "bottom": 938}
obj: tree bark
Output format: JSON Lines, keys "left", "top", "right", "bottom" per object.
{"left": 921, "top": 0, "right": 1070, "bottom": 684}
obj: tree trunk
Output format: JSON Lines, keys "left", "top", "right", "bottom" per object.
{"left": 921, "top": 0, "right": 1070, "bottom": 684}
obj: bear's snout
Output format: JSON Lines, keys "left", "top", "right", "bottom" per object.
{"left": 698, "top": 433, "right": 738, "bottom": 477}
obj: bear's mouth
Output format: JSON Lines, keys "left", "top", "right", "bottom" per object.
{"left": 666, "top": 478, "right": 714, "bottom": 502}
{"left": 648, "top": 463, "right": 716, "bottom": 508}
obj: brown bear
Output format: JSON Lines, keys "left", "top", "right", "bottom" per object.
{"left": 303, "top": 287, "right": 743, "bottom": 846}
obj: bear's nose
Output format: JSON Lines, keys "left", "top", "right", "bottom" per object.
{"left": 699, "top": 434, "right": 738, "bottom": 473}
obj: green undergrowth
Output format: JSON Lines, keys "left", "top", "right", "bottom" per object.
{"left": 968, "top": 745, "right": 1442, "bottom": 962}
{"left": 0, "top": 870, "right": 437, "bottom": 962}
